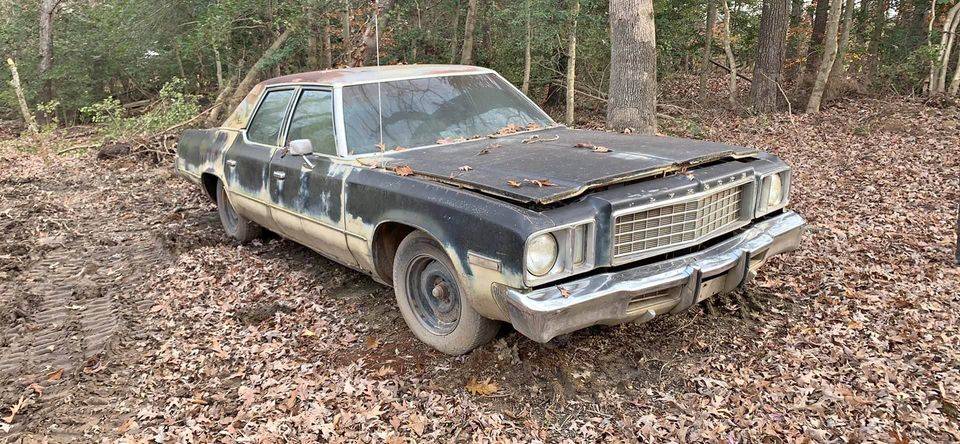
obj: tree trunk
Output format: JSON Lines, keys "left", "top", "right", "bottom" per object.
{"left": 606, "top": 0, "right": 657, "bottom": 134}
{"left": 460, "top": 0, "right": 479, "bottom": 64}
{"left": 522, "top": 0, "right": 532, "bottom": 94}
{"left": 353, "top": 0, "right": 398, "bottom": 66}
{"left": 341, "top": 0, "right": 351, "bottom": 64}
{"left": 6, "top": 58, "right": 39, "bottom": 135}
{"left": 784, "top": 0, "right": 804, "bottom": 77}
{"left": 825, "top": 0, "right": 854, "bottom": 101}
{"left": 699, "top": 0, "right": 717, "bottom": 100}
{"left": 204, "top": 72, "right": 239, "bottom": 127}
{"left": 308, "top": 27, "right": 320, "bottom": 69}
{"left": 750, "top": 0, "right": 790, "bottom": 113}
{"left": 227, "top": 28, "right": 293, "bottom": 113}
{"left": 214, "top": 46, "right": 224, "bottom": 91}
{"left": 949, "top": 41, "right": 960, "bottom": 96}
{"left": 866, "top": 0, "right": 887, "bottom": 78}
{"left": 566, "top": 0, "right": 579, "bottom": 126}
{"left": 323, "top": 23, "right": 333, "bottom": 69}
{"left": 933, "top": 3, "right": 960, "bottom": 94}
{"left": 805, "top": 0, "right": 830, "bottom": 75}
{"left": 806, "top": 0, "right": 843, "bottom": 113}
{"left": 38, "top": 0, "right": 56, "bottom": 103}
{"left": 449, "top": 0, "right": 461, "bottom": 63}
{"left": 720, "top": 0, "right": 738, "bottom": 105}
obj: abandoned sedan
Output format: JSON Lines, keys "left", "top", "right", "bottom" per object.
{"left": 174, "top": 65, "right": 805, "bottom": 355}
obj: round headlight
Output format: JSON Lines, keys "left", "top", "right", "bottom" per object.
{"left": 525, "top": 233, "right": 558, "bottom": 276}
{"left": 766, "top": 174, "right": 783, "bottom": 207}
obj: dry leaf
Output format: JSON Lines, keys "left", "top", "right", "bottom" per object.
{"left": 364, "top": 336, "right": 380, "bottom": 350}
{"left": 558, "top": 286, "right": 572, "bottom": 298}
{"left": 521, "top": 134, "right": 560, "bottom": 144}
{"left": 302, "top": 328, "right": 317, "bottom": 337}
{"left": 465, "top": 377, "right": 499, "bottom": 396}
{"left": 375, "top": 142, "right": 386, "bottom": 152}
{"left": 375, "top": 366, "right": 396, "bottom": 377}
{"left": 507, "top": 180, "right": 522, "bottom": 188}
{"left": 477, "top": 143, "right": 502, "bottom": 155}
{"left": 2, "top": 396, "right": 25, "bottom": 424}
{"left": 408, "top": 414, "right": 427, "bottom": 436}
{"left": 592, "top": 146, "right": 611, "bottom": 153}
{"left": 28, "top": 383, "right": 43, "bottom": 397}
{"left": 210, "top": 339, "right": 229, "bottom": 359}
{"left": 524, "top": 178, "right": 556, "bottom": 187}
{"left": 188, "top": 393, "right": 208, "bottom": 405}
{"left": 393, "top": 146, "right": 406, "bottom": 152}
{"left": 116, "top": 418, "right": 137, "bottom": 434}
{"left": 458, "top": 165, "right": 473, "bottom": 172}
{"left": 46, "top": 368, "right": 63, "bottom": 381}
{"left": 394, "top": 165, "right": 414, "bottom": 176}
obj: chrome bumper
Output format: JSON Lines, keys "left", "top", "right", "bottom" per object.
{"left": 503, "top": 211, "right": 806, "bottom": 343}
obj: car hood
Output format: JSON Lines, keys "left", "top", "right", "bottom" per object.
{"left": 380, "top": 127, "right": 758, "bottom": 205}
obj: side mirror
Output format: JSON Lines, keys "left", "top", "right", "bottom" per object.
{"left": 288, "top": 139, "right": 314, "bottom": 156}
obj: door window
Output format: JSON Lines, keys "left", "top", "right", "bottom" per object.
{"left": 286, "top": 90, "right": 337, "bottom": 156}
{"left": 247, "top": 89, "right": 294, "bottom": 146}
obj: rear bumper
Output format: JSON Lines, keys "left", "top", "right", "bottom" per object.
{"left": 502, "top": 211, "right": 805, "bottom": 343}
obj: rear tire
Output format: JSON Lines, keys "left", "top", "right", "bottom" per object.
{"left": 392, "top": 231, "right": 500, "bottom": 355}
{"left": 216, "top": 180, "right": 261, "bottom": 243}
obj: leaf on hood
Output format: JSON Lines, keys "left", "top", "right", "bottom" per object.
{"left": 507, "top": 180, "right": 522, "bottom": 188}
{"left": 574, "top": 142, "right": 611, "bottom": 152}
{"left": 522, "top": 134, "right": 560, "bottom": 144}
{"left": 465, "top": 377, "right": 499, "bottom": 396}
{"left": 436, "top": 136, "right": 466, "bottom": 145}
{"left": 492, "top": 123, "right": 523, "bottom": 136}
{"left": 477, "top": 143, "right": 502, "bottom": 155}
{"left": 393, "top": 146, "right": 406, "bottom": 152}
{"left": 458, "top": 165, "right": 473, "bottom": 172}
{"left": 394, "top": 165, "right": 414, "bottom": 176}
{"left": 524, "top": 178, "right": 556, "bottom": 187}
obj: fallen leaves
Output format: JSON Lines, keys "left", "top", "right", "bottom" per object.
{"left": 521, "top": 134, "right": 560, "bottom": 144}
{"left": 2, "top": 396, "right": 25, "bottom": 424}
{"left": 393, "top": 165, "right": 414, "bottom": 176}
{"left": 458, "top": 165, "right": 473, "bottom": 172}
{"left": 507, "top": 180, "right": 522, "bottom": 188}
{"left": 574, "top": 142, "right": 612, "bottom": 153}
{"left": 465, "top": 377, "right": 499, "bottom": 396}
{"left": 558, "top": 286, "right": 572, "bottom": 298}
{"left": 46, "top": 368, "right": 63, "bottom": 381}
{"left": 477, "top": 143, "right": 502, "bottom": 155}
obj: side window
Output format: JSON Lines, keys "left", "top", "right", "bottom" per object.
{"left": 286, "top": 90, "right": 337, "bottom": 156}
{"left": 247, "top": 89, "right": 294, "bottom": 146}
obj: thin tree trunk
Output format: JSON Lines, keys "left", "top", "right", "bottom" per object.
{"left": 926, "top": 0, "right": 937, "bottom": 94}
{"left": 214, "top": 46, "right": 224, "bottom": 91}
{"left": 699, "top": 0, "right": 717, "bottom": 100}
{"left": 460, "top": 0, "right": 479, "bottom": 64}
{"left": 449, "top": 0, "right": 461, "bottom": 63}
{"left": 606, "top": 0, "right": 657, "bottom": 134}
{"left": 949, "top": 41, "right": 960, "bottom": 96}
{"left": 308, "top": 28, "right": 320, "bottom": 69}
{"left": 353, "top": 0, "right": 398, "bottom": 66}
{"left": 6, "top": 58, "right": 39, "bottom": 135}
{"left": 411, "top": 0, "right": 422, "bottom": 63}
{"left": 566, "top": 0, "right": 579, "bottom": 126}
{"left": 720, "top": 0, "right": 738, "bottom": 105}
{"left": 825, "top": 0, "right": 854, "bottom": 101}
{"left": 341, "top": 0, "right": 351, "bottom": 63}
{"left": 323, "top": 23, "right": 333, "bottom": 69}
{"left": 866, "top": 0, "right": 887, "bottom": 79}
{"left": 522, "top": 0, "right": 532, "bottom": 94}
{"left": 204, "top": 72, "right": 239, "bottom": 127}
{"left": 227, "top": 28, "right": 293, "bottom": 112}
{"left": 934, "top": 3, "right": 960, "bottom": 94}
{"left": 805, "top": 0, "right": 830, "bottom": 74}
{"left": 806, "top": 0, "right": 843, "bottom": 113}
{"left": 785, "top": 0, "right": 804, "bottom": 77}
{"left": 38, "top": 0, "right": 56, "bottom": 104}
{"left": 750, "top": 0, "right": 790, "bottom": 112}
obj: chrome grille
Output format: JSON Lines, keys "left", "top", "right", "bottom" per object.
{"left": 613, "top": 184, "right": 746, "bottom": 260}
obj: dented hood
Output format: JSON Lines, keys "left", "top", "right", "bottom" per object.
{"left": 382, "top": 127, "right": 758, "bottom": 205}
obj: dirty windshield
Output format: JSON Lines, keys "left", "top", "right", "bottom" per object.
{"left": 343, "top": 73, "right": 553, "bottom": 154}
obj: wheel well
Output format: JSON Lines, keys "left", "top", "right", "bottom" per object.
{"left": 372, "top": 222, "right": 417, "bottom": 285}
{"left": 201, "top": 173, "right": 219, "bottom": 202}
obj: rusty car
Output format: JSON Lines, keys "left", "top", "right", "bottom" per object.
{"left": 174, "top": 65, "right": 805, "bottom": 355}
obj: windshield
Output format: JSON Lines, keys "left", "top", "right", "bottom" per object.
{"left": 342, "top": 73, "right": 554, "bottom": 154}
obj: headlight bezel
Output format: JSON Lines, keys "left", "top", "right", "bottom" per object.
{"left": 523, "top": 220, "right": 596, "bottom": 286}
{"left": 525, "top": 233, "right": 558, "bottom": 277}
{"left": 756, "top": 169, "right": 791, "bottom": 216}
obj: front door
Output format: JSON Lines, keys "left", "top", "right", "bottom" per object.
{"left": 268, "top": 88, "right": 358, "bottom": 267}
{"left": 222, "top": 87, "right": 296, "bottom": 228}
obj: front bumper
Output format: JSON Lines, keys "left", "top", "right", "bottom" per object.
{"left": 503, "top": 211, "right": 805, "bottom": 343}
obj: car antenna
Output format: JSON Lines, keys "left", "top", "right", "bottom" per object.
{"left": 374, "top": 0, "right": 384, "bottom": 150}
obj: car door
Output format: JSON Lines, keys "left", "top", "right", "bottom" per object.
{"left": 268, "top": 87, "right": 359, "bottom": 268}
{"left": 222, "top": 87, "right": 296, "bottom": 228}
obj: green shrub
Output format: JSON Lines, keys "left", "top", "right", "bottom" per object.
{"left": 80, "top": 78, "right": 199, "bottom": 139}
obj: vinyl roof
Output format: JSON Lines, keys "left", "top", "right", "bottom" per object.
{"left": 257, "top": 64, "right": 495, "bottom": 87}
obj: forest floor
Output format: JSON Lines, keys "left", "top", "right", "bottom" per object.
{"left": 0, "top": 97, "right": 958, "bottom": 442}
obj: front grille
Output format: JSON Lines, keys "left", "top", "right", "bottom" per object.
{"left": 613, "top": 184, "right": 746, "bottom": 261}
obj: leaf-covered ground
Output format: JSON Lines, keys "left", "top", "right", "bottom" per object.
{"left": 1, "top": 98, "right": 958, "bottom": 442}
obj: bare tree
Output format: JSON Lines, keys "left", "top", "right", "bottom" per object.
{"left": 6, "top": 58, "right": 39, "bottom": 135}
{"left": 323, "top": 23, "right": 333, "bottom": 69}
{"left": 38, "top": 0, "right": 59, "bottom": 103}
{"left": 805, "top": 0, "right": 830, "bottom": 75}
{"left": 460, "top": 0, "right": 479, "bottom": 64}
{"left": 522, "top": 0, "right": 532, "bottom": 94}
{"left": 225, "top": 28, "right": 293, "bottom": 113}
{"left": 341, "top": 0, "right": 352, "bottom": 62}
{"left": 825, "top": 0, "right": 854, "bottom": 101}
{"left": 606, "top": 0, "right": 657, "bottom": 134}
{"left": 699, "top": 0, "right": 717, "bottom": 100}
{"left": 950, "top": 42, "right": 960, "bottom": 96}
{"left": 449, "top": 0, "right": 461, "bottom": 63}
{"left": 353, "top": 0, "right": 398, "bottom": 66}
{"left": 806, "top": 0, "right": 843, "bottom": 113}
{"left": 566, "top": 0, "right": 579, "bottom": 125}
{"left": 750, "top": 0, "right": 790, "bottom": 112}
{"left": 932, "top": 2, "right": 960, "bottom": 94}
{"left": 720, "top": 0, "right": 738, "bottom": 105}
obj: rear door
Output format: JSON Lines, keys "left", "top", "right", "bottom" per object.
{"left": 268, "top": 87, "right": 358, "bottom": 267}
{"left": 222, "top": 87, "right": 296, "bottom": 227}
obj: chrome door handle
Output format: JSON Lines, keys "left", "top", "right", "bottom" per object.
{"left": 226, "top": 160, "right": 237, "bottom": 167}
{"left": 272, "top": 171, "right": 286, "bottom": 180}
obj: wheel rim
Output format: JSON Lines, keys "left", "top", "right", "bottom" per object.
{"left": 405, "top": 254, "right": 461, "bottom": 335}
{"left": 220, "top": 191, "right": 239, "bottom": 234}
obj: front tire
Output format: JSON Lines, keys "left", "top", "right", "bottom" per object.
{"left": 392, "top": 231, "right": 500, "bottom": 355}
{"left": 216, "top": 180, "right": 261, "bottom": 243}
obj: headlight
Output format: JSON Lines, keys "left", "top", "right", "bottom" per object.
{"left": 525, "top": 233, "right": 558, "bottom": 276}
{"left": 766, "top": 174, "right": 783, "bottom": 207}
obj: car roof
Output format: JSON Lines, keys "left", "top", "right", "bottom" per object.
{"left": 257, "top": 64, "right": 496, "bottom": 88}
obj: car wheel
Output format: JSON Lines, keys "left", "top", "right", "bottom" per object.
{"left": 216, "top": 180, "right": 261, "bottom": 243}
{"left": 392, "top": 231, "right": 500, "bottom": 355}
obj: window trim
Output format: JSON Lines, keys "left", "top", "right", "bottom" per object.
{"left": 282, "top": 86, "right": 340, "bottom": 159}
{"left": 242, "top": 86, "right": 298, "bottom": 150}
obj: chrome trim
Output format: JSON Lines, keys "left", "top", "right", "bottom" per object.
{"left": 468, "top": 251, "right": 502, "bottom": 272}
{"left": 610, "top": 176, "right": 755, "bottom": 265}
{"left": 502, "top": 211, "right": 806, "bottom": 343}
{"left": 523, "top": 219, "right": 597, "bottom": 287}
{"left": 755, "top": 167, "right": 792, "bottom": 217}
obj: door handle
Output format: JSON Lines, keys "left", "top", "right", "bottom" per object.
{"left": 272, "top": 171, "right": 286, "bottom": 180}
{"left": 226, "top": 160, "right": 237, "bottom": 167}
